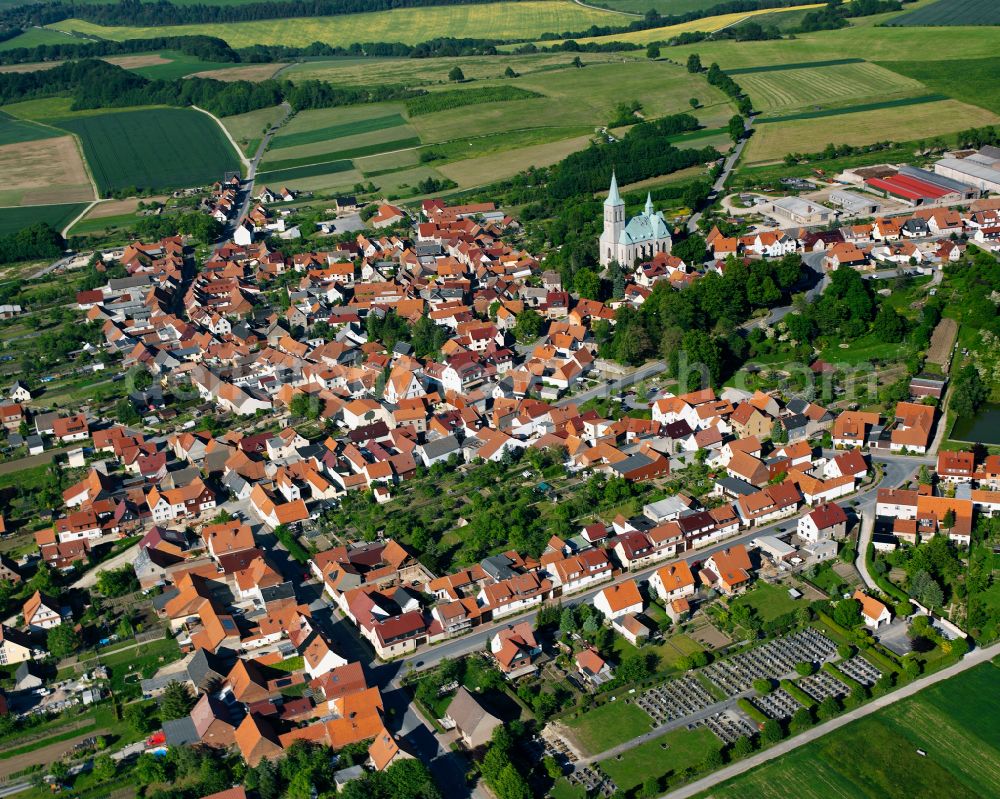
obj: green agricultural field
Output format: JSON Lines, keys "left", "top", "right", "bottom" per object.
{"left": 562, "top": 700, "right": 653, "bottom": 756}
{"left": 0, "top": 110, "right": 61, "bottom": 145}
{"left": 742, "top": 98, "right": 1000, "bottom": 165}
{"left": 269, "top": 113, "right": 407, "bottom": 150}
{"left": 263, "top": 123, "right": 420, "bottom": 166}
{"left": 701, "top": 660, "right": 1000, "bottom": 799}
{"left": 0, "top": 28, "right": 82, "bottom": 51}
{"left": 262, "top": 136, "right": 421, "bottom": 172}
{"left": 284, "top": 51, "right": 632, "bottom": 87}
{"left": 757, "top": 94, "right": 946, "bottom": 124}
{"left": 600, "top": 727, "right": 718, "bottom": 791}
{"left": 880, "top": 57, "right": 1000, "bottom": 115}
{"left": 662, "top": 24, "right": 1000, "bottom": 71}
{"left": 738, "top": 61, "right": 925, "bottom": 115}
{"left": 255, "top": 159, "right": 354, "bottom": 185}
{"left": 408, "top": 59, "right": 731, "bottom": 144}
{"left": 0, "top": 202, "right": 88, "bottom": 235}
{"left": 127, "top": 51, "right": 238, "bottom": 80}
{"left": 53, "top": 108, "right": 240, "bottom": 193}
{"left": 405, "top": 85, "right": 543, "bottom": 116}
{"left": 887, "top": 0, "right": 1000, "bottom": 26}
{"left": 47, "top": 1, "right": 625, "bottom": 48}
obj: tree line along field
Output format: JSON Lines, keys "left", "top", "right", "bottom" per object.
{"left": 888, "top": 0, "right": 1000, "bottom": 26}
{"left": 52, "top": 107, "right": 241, "bottom": 194}
{"left": 46, "top": 0, "right": 627, "bottom": 48}
{"left": 698, "top": 659, "right": 1000, "bottom": 799}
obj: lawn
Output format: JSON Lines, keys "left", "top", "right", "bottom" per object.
{"left": 738, "top": 61, "right": 925, "bottom": 115}
{"left": 600, "top": 727, "right": 718, "bottom": 791}
{"left": 742, "top": 99, "right": 1000, "bottom": 165}
{"left": 562, "top": 699, "right": 653, "bottom": 756}
{"left": 729, "top": 581, "right": 802, "bottom": 622}
{"left": 699, "top": 660, "right": 1000, "bottom": 799}
{"left": 0, "top": 202, "right": 88, "bottom": 235}
{"left": 52, "top": 107, "right": 241, "bottom": 193}
{"left": 819, "top": 335, "right": 912, "bottom": 367}
{"left": 47, "top": 1, "right": 624, "bottom": 47}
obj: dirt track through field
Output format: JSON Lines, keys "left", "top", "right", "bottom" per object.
{"left": 927, "top": 317, "right": 958, "bottom": 366}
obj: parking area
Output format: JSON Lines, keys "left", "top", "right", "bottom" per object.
{"left": 703, "top": 629, "right": 838, "bottom": 696}
{"left": 753, "top": 687, "right": 803, "bottom": 720}
{"left": 634, "top": 674, "right": 716, "bottom": 726}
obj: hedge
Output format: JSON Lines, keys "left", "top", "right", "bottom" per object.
{"left": 866, "top": 542, "right": 909, "bottom": 602}
{"left": 738, "top": 697, "right": 768, "bottom": 724}
{"left": 823, "top": 662, "right": 862, "bottom": 692}
{"left": 780, "top": 679, "right": 816, "bottom": 708}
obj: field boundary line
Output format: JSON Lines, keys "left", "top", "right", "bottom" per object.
{"left": 62, "top": 199, "right": 98, "bottom": 238}
{"left": 192, "top": 104, "right": 251, "bottom": 172}
{"left": 570, "top": 0, "right": 641, "bottom": 17}
{"left": 662, "top": 641, "right": 1000, "bottom": 799}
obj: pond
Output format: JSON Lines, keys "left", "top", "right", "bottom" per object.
{"left": 950, "top": 403, "right": 1000, "bottom": 445}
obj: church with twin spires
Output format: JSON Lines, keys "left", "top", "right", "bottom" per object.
{"left": 598, "top": 172, "right": 672, "bottom": 267}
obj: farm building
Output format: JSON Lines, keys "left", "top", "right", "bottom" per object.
{"left": 828, "top": 190, "right": 882, "bottom": 216}
{"left": 934, "top": 157, "right": 1000, "bottom": 194}
{"left": 768, "top": 197, "right": 833, "bottom": 226}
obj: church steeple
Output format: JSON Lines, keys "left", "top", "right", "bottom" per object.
{"left": 605, "top": 171, "right": 622, "bottom": 207}
{"left": 644, "top": 192, "right": 654, "bottom": 215}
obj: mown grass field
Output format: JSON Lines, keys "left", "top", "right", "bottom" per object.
{"left": 743, "top": 98, "right": 1000, "bottom": 164}
{"left": 562, "top": 700, "right": 654, "bottom": 756}
{"left": 127, "top": 50, "right": 239, "bottom": 79}
{"left": 54, "top": 107, "right": 240, "bottom": 193}
{"left": 48, "top": 1, "right": 624, "bottom": 48}
{"left": 880, "top": 57, "right": 1000, "bottom": 115}
{"left": 738, "top": 60, "right": 925, "bottom": 115}
{"left": 0, "top": 202, "right": 88, "bottom": 235}
{"left": 600, "top": 727, "right": 718, "bottom": 791}
{"left": 887, "top": 0, "right": 999, "bottom": 26}
{"left": 220, "top": 104, "right": 287, "bottom": 156}
{"left": 701, "top": 659, "right": 1000, "bottom": 799}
